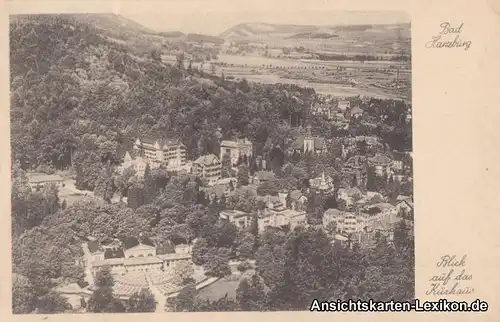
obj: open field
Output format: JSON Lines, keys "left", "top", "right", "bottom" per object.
{"left": 197, "top": 275, "right": 240, "bottom": 301}
{"left": 162, "top": 53, "right": 411, "bottom": 99}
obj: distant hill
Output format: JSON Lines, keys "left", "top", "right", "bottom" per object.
{"left": 220, "top": 22, "right": 410, "bottom": 40}
{"left": 287, "top": 32, "right": 339, "bottom": 39}
{"left": 219, "top": 22, "right": 318, "bottom": 38}
{"left": 185, "top": 33, "right": 224, "bottom": 45}
{"left": 159, "top": 31, "right": 185, "bottom": 37}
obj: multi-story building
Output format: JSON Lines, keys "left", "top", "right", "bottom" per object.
{"left": 311, "top": 102, "right": 333, "bottom": 120}
{"left": 219, "top": 210, "right": 253, "bottom": 229}
{"left": 336, "top": 187, "right": 364, "bottom": 208}
{"left": 323, "top": 209, "right": 365, "bottom": 234}
{"left": 338, "top": 100, "right": 351, "bottom": 112}
{"left": 220, "top": 138, "right": 253, "bottom": 166}
{"left": 133, "top": 137, "right": 187, "bottom": 171}
{"left": 258, "top": 197, "right": 307, "bottom": 232}
{"left": 291, "top": 127, "right": 327, "bottom": 155}
{"left": 368, "top": 153, "right": 392, "bottom": 176}
{"left": 192, "top": 154, "right": 222, "bottom": 186}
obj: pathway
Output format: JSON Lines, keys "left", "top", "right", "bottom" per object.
{"left": 145, "top": 273, "right": 166, "bottom": 313}
{"left": 81, "top": 243, "right": 94, "bottom": 286}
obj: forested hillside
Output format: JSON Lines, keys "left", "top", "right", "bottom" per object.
{"left": 10, "top": 14, "right": 318, "bottom": 174}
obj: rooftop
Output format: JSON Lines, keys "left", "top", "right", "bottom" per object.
{"left": 289, "top": 190, "right": 305, "bottom": 200}
{"left": 369, "top": 154, "right": 392, "bottom": 164}
{"left": 87, "top": 241, "right": 103, "bottom": 254}
{"left": 104, "top": 248, "right": 125, "bottom": 259}
{"left": 349, "top": 106, "right": 364, "bottom": 115}
{"left": 91, "top": 258, "right": 124, "bottom": 267}
{"left": 121, "top": 236, "right": 155, "bottom": 250}
{"left": 324, "top": 209, "right": 344, "bottom": 217}
{"left": 157, "top": 253, "right": 192, "bottom": 261}
{"left": 338, "top": 187, "right": 363, "bottom": 197}
{"left": 220, "top": 209, "right": 249, "bottom": 218}
{"left": 123, "top": 256, "right": 164, "bottom": 266}
{"left": 254, "top": 170, "right": 275, "bottom": 181}
{"left": 194, "top": 154, "right": 220, "bottom": 166}
{"left": 28, "top": 173, "right": 63, "bottom": 183}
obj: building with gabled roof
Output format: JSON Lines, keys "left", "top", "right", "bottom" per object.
{"left": 192, "top": 154, "right": 221, "bottom": 186}
{"left": 252, "top": 170, "right": 275, "bottom": 185}
{"left": 257, "top": 195, "right": 307, "bottom": 232}
{"left": 27, "top": 173, "right": 64, "bottom": 190}
{"left": 132, "top": 137, "right": 186, "bottom": 171}
{"left": 345, "top": 105, "right": 364, "bottom": 119}
{"left": 368, "top": 153, "right": 393, "bottom": 176}
{"left": 338, "top": 100, "right": 350, "bottom": 112}
{"left": 291, "top": 127, "right": 327, "bottom": 155}
{"left": 219, "top": 210, "right": 253, "bottom": 229}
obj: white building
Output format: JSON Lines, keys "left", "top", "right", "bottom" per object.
{"left": 192, "top": 154, "right": 222, "bottom": 186}
{"left": 220, "top": 138, "right": 253, "bottom": 166}
{"left": 219, "top": 210, "right": 253, "bottom": 229}
{"left": 27, "top": 173, "right": 64, "bottom": 190}
{"left": 133, "top": 137, "right": 186, "bottom": 171}
{"left": 338, "top": 100, "right": 351, "bottom": 112}
{"left": 258, "top": 197, "right": 307, "bottom": 232}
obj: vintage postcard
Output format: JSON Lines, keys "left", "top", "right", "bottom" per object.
{"left": 1, "top": 0, "right": 499, "bottom": 321}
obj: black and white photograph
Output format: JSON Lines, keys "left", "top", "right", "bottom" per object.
{"left": 10, "top": 6, "right": 413, "bottom": 314}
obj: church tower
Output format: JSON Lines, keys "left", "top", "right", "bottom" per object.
{"left": 304, "top": 125, "right": 314, "bottom": 153}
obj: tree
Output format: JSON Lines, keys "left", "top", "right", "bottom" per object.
{"left": 127, "top": 183, "right": 145, "bottom": 210}
{"left": 114, "top": 166, "right": 136, "bottom": 200}
{"left": 150, "top": 49, "right": 162, "bottom": 62}
{"left": 127, "top": 290, "right": 156, "bottom": 312}
{"left": 193, "top": 295, "right": 239, "bottom": 311}
{"left": 221, "top": 153, "right": 232, "bottom": 178}
{"left": 172, "top": 282, "right": 197, "bottom": 312}
{"left": 191, "top": 238, "right": 210, "bottom": 266}
{"left": 171, "top": 261, "right": 195, "bottom": 287}
{"left": 12, "top": 274, "right": 36, "bottom": 314}
{"left": 37, "top": 291, "right": 72, "bottom": 314}
{"left": 236, "top": 232, "right": 255, "bottom": 260}
{"left": 176, "top": 53, "right": 185, "bottom": 69}
{"left": 202, "top": 219, "right": 238, "bottom": 248}
{"left": 143, "top": 163, "right": 156, "bottom": 204}
{"left": 237, "top": 164, "right": 249, "bottom": 186}
{"left": 326, "top": 220, "right": 338, "bottom": 233}
{"left": 87, "top": 266, "right": 125, "bottom": 313}
{"left": 236, "top": 274, "right": 266, "bottom": 311}
{"left": 203, "top": 248, "right": 231, "bottom": 278}
{"left": 256, "top": 180, "right": 279, "bottom": 196}
{"left": 94, "top": 168, "right": 115, "bottom": 202}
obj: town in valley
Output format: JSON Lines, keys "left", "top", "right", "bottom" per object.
{"left": 10, "top": 12, "right": 414, "bottom": 313}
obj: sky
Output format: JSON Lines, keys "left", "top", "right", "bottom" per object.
{"left": 116, "top": 0, "right": 410, "bottom": 35}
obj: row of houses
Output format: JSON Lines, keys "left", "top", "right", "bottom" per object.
{"left": 218, "top": 196, "right": 307, "bottom": 233}
{"left": 323, "top": 196, "right": 414, "bottom": 234}
{"left": 122, "top": 137, "right": 254, "bottom": 186}
{"left": 311, "top": 100, "right": 364, "bottom": 121}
